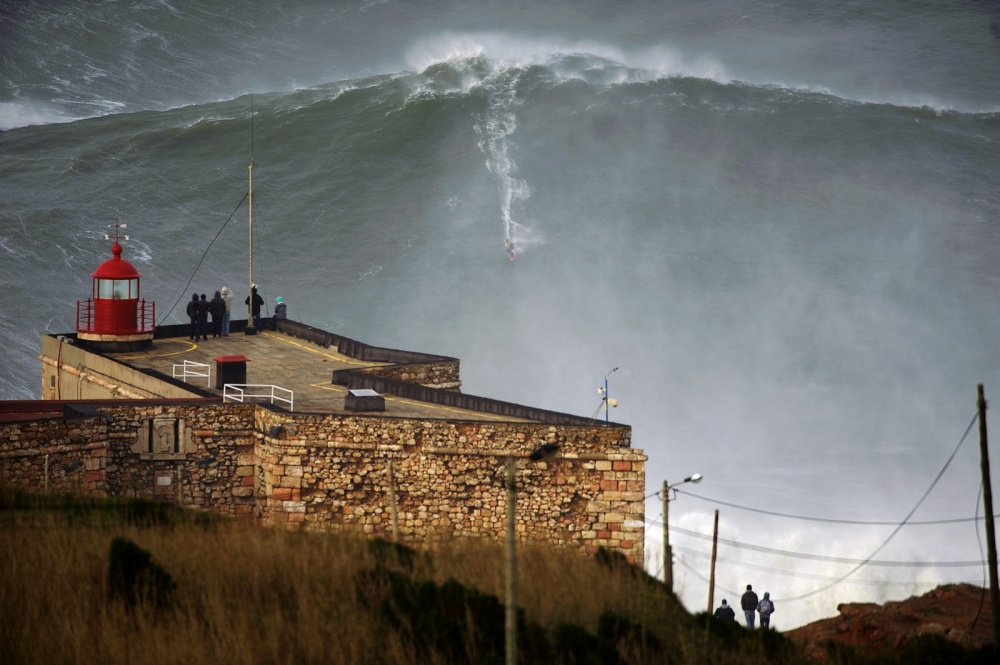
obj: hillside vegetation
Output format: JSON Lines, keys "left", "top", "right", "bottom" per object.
{"left": 0, "top": 487, "right": 992, "bottom": 664}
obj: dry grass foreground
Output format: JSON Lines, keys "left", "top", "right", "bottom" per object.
{"left": 0, "top": 487, "right": 994, "bottom": 665}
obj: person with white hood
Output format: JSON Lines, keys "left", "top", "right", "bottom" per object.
{"left": 220, "top": 286, "right": 234, "bottom": 336}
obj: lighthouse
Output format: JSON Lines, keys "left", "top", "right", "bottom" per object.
{"left": 76, "top": 222, "right": 155, "bottom": 352}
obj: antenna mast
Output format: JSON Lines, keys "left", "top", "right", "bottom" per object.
{"left": 247, "top": 97, "right": 256, "bottom": 332}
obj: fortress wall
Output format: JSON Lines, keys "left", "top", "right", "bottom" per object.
{"left": 2, "top": 402, "right": 645, "bottom": 563}
{"left": 0, "top": 415, "right": 110, "bottom": 494}
{"left": 0, "top": 403, "right": 257, "bottom": 519}
{"left": 98, "top": 402, "right": 258, "bottom": 518}
{"left": 255, "top": 410, "right": 646, "bottom": 564}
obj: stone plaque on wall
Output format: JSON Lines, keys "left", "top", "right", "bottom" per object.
{"left": 152, "top": 416, "right": 178, "bottom": 455}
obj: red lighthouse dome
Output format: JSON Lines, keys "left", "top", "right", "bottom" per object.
{"left": 76, "top": 224, "right": 155, "bottom": 351}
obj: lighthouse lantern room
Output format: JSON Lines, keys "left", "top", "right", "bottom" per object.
{"left": 76, "top": 221, "right": 155, "bottom": 352}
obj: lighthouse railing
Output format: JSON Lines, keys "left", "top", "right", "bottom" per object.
{"left": 75, "top": 298, "right": 156, "bottom": 334}
{"left": 138, "top": 299, "right": 156, "bottom": 333}
{"left": 76, "top": 299, "right": 93, "bottom": 332}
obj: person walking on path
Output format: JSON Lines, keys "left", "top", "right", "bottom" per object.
{"left": 197, "top": 294, "right": 210, "bottom": 340}
{"left": 741, "top": 584, "right": 759, "bottom": 629}
{"left": 220, "top": 286, "right": 233, "bottom": 336}
{"left": 713, "top": 599, "right": 736, "bottom": 623}
{"left": 246, "top": 284, "right": 264, "bottom": 330}
{"left": 757, "top": 592, "right": 775, "bottom": 629}
{"left": 186, "top": 293, "right": 200, "bottom": 340}
{"left": 209, "top": 291, "right": 226, "bottom": 338}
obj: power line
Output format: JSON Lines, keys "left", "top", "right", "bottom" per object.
{"left": 674, "top": 545, "right": 984, "bottom": 582}
{"left": 772, "top": 411, "right": 979, "bottom": 602}
{"left": 653, "top": 520, "right": 985, "bottom": 567}
{"left": 157, "top": 192, "right": 248, "bottom": 325}
{"left": 673, "top": 488, "right": 998, "bottom": 526}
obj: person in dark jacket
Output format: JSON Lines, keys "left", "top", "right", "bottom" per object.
{"left": 713, "top": 599, "right": 736, "bottom": 623}
{"left": 186, "top": 293, "right": 200, "bottom": 340}
{"left": 245, "top": 284, "right": 264, "bottom": 330}
{"left": 197, "top": 294, "right": 210, "bottom": 340}
{"left": 209, "top": 291, "right": 226, "bottom": 337}
{"left": 741, "top": 585, "right": 759, "bottom": 629}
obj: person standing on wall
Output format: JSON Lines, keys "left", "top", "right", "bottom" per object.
{"left": 741, "top": 584, "right": 759, "bottom": 629}
{"left": 246, "top": 284, "right": 264, "bottom": 330}
{"left": 220, "top": 286, "right": 233, "bottom": 336}
{"left": 186, "top": 293, "right": 200, "bottom": 340}
{"left": 210, "top": 291, "right": 226, "bottom": 338}
{"left": 197, "top": 294, "right": 210, "bottom": 341}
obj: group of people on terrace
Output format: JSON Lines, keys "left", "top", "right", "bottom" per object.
{"left": 186, "top": 284, "right": 286, "bottom": 341}
{"left": 713, "top": 584, "right": 775, "bottom": 629}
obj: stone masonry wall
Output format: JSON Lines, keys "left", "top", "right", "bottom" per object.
{"left": 254, "top": 409, "right": 646, "bottom": 563}
{"left": 0, "top": 415, "right": 110, "bottom": 494}
{"left": 356, "top": 360, "right": 461, "bottom": 390}
{"left": 2, "top": 403, "right": 645, "bottom": 564}
{"left": 0, "top": 403, "right": 258, "bottom": 520}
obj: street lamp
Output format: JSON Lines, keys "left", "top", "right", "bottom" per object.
{"left": 661, "top": 473, "right": 702, "bottom": 593}
{"left": 507, "top": 444, "right": 559, "bottom": 665}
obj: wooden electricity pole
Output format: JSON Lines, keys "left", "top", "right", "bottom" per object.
{"left": 663, "top": 480, "right": 672, "bottom": 592}
{"left": 506, "top": 457, "right": 518, "bottom": 665}
{"left": 387, "top": 459, "right": 400, "bottom": 543}
{"left": 707, "top": 509, "right": 719, "bottom": 615}
{"left": 977, "top": 384, "right": 1000, "bottom": 652}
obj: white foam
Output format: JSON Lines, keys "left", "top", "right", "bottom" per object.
{"left": 0, "top": 102, "right": 76, "bottom": 131}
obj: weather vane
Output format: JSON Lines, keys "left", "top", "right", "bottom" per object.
{"left": 103, "top": 218, "right": 130, "bottom": 243}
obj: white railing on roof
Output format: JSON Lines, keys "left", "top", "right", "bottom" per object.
{"left": 172, "top": 360, "right": 211, "bottom": 387}
{"left": 223, "top": 384, "right": 294, "bottom": 412}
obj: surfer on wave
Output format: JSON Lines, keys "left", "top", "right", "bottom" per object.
{"left": 504, "top": 238, "right": 515, "bottom": 261}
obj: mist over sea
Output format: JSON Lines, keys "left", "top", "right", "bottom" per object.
{"left": 3, "top": 0, "right": 1000, "bottom": 628}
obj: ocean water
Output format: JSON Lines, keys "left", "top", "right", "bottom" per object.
{"left": 3, "top": 0, "right": 1000, "bottom": 628}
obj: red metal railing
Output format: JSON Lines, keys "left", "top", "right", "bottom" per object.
{"left": 77, "top": 298, "right": 156, "bottom": 334}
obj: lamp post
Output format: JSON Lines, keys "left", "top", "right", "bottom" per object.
{"left": 506, "top": 444, "right": 559, "bottom": 665}
{"left": 662, "top": 473, "right": 702, "bottom": 593}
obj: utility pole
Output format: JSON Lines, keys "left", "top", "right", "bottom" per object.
{"left": 387, "top": 459, "right": 400, "bottom": 543}
{"left": 506, "top": 457, "right": 517, "bottom": 665}
{"left": 977, "top": 384, "right": 1000, "bottom": 653}
{"left": 663, "top": 479, "right": 672, "bottom": 592}
{"left": 707, "top": 509, "right": 719, "bottom": 615}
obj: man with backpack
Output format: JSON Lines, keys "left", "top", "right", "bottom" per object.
{"left": 757, "top": 591, "right": 775, "bottom": 629}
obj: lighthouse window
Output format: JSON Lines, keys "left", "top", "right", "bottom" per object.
{"left": 97, "top": 279, "right": 137, "bottom": 299}
{"left": 113, "top": 280, "right": 130, "bottom": 299}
